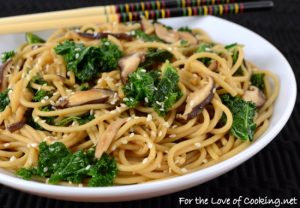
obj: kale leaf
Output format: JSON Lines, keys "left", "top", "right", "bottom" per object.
{"left": 152, "top": 64, "right": 182, "bottom": 115}
{"left": 17, "top": 142, "right": 118, "bottom": 187}
{"left": 0, "top": 89, "right": 10, "bottom": 112}
{"left": 221, "top": 94, "right": 256, "bottom": 141}
{"left": 178, "top": 26, "right": 192, "bottom": 33}
{"left": 25, "top": 106, "right": 54, "bottom": 130}
{"left": 32, "top": 90, "right": 52, "bottom": 102}
{"left": 123, "top": 68, "right": 157, "bottom": 108}
{"left": 134, "top": 29, "right": 162, "bottom": 42}
{"left": 54, "top": 39, "right": 122, "bottom": 82}
{"left": 139, "top": 49, "right": 173, "bottom": 70}
{"left": 25, "top": 33, "right": 45, "bottom": 44}
{"left": 55, "top": 114, "right": 95, "bottom": 126}
{"left": 123, "top": 63, "right": 182, "bottom": 116}
{"left": 251, "top": 73, "right": 265, "bottom": 91}
{"left": 30, "top": 75, "right": 48, "bottom": 85}
{"left": 1, "top": 51, "right": 15, "bottom": 63}
{"left": 196, "top": 43, "right": 214, "bottom": 66}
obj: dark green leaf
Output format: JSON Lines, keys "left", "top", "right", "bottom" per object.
{"left": 0, "top": 89, "right": 10, "bottom": 112}
{"left": 178, "top": 27, "right": 192, "bottom": 33}
{"left": 250, "top": 73, "right": 265, "bottom": 91}
{"left": 1, "top": 51, "right": 15, "bottom": 63}
{"left": 32, "top": 90, "right": 52, "bottom": 102}
{"left": 134, "top": 29, "right": 163, "bottom": 42}
{"left": 139, "top": 49, "right": 173, "bottom": 70}
{"left": 196, "top": 43, "right": 214, "bottom": 66}
{"left": 26, "top": 33, "right": 45, "bottom": 44}
{"left": 221, "top": 94, "right": 256, "bottom": 141}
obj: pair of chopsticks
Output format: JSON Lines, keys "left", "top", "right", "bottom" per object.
{"left": 0, "top": 0, "right": 274, "bottom": 34}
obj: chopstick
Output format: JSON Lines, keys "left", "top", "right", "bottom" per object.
{"left": 0, "top": 0, "right": 248, "bottom": 26}
{"left": 0, "top": 1, "right": 274, "bottom": 35}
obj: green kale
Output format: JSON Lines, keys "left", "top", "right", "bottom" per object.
{"left": 134, "top": 29, "right": 162, "bottom": 42}
{"left": 79, "top": 83, "right": 89, "bottom": 91}
{"left": 54, "top": 39, "right": 122, "bottom": 82}
{"left": 30, "top": 75, "right": 47, "bottom": 85}
{"left": 49, "top": 150, "right": 90, "bottom": 184}
{"left": 1, "top": 51, "right": 15, "bottom": 63}
{"left": 0, "top": 89, "right": 10, "bottom": 112}
{"left": 37, "top": 141, "right": 71, "bottom": 177}
{"left": 17, "top": 142, "right": 118, "bottom": 187}
{"left": 251, "top": 73, "right": 265, "bottom": 91}
{"left": 123, "top": 68, "right": 157, "bottom": 108}
{"left": 196, "top": 43, "right": 214, "bottom": 66}
{"left": 180, "top": 40, "right": 189, "bottom": 46}
{"left": 123, "top": 63, "right": 182, "bottom": 116}
{"left": 55, "top": 114, "right": 94, "bottom": 126}
{"left": 225, "top": 43, "right": 237, "bottom": 49}
{"left": 32, "top": 90, "right": 52, "bottom": 102}
{"left": 152, "top": 64, "right": 182, "bottom": 115}
{"left": 178, "top": 26, "right": 192, "bottom": 33}
{"left": 139, "top": 49, "right": 173, "bottom": 70}
{"left": 25, "top": 106, "right": 54, "bottom": 130}
{"left": 25, "top": 33, "right": 45, "bottom": 44}
{"left": 88, "top": 154, "right": 118, "bottom": 187}
{"left": 221, "top": 94, "right": 256, "bottom": 141}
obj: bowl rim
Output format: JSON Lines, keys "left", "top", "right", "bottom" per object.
{"left": 0, "top": 15, "right": 297, "bottom": 202}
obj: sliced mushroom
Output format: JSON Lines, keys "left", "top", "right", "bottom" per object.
{"left": 0, "top": 60, "right": 12, "bottom": 91}
{"left": 66, "top": 88, "right": 118, "bottom": 107}
{"left": 95, "top": 118, "right": 126, "bottom": 159}
{"left": 118, "top": 53, "right": 144, "bottom": 83}
{"left": 154, "top": 24, "right": 179, "bottom": 43}
{"left": 7, "top": 120, "right": 26, "bottom": 132}
{"left": 77, "top": 32, "right": 133, "bottom": 41}
{"left": 178, "top": 31, "right": 198, "bottom": 45}
{"left": 242, "top": 86, "right": 266, "bottom": 107}
{"left": 141, "top": 17, "right": 154, "bottom": 34}
{"left": 181, "top": 76, "right": 215, "bottom": 120}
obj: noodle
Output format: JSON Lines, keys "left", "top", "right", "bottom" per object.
{"left": 0, "top": 20, "right": 279, "bottom": 186}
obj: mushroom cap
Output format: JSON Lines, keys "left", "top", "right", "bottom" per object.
{"left": 242, "top": 85, "right": 266, "bottom": 107}
{"left": 181, "top": 76, "right": 215, "bottom": 120}
{"left": 118, "top": 53, "right": 143, "bottom": 83}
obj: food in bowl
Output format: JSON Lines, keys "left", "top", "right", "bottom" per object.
{"left": 0, "top": 18, "right": 278, "bottom": 187}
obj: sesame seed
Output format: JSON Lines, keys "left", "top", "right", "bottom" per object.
{"left": 163, "top": 122, "right": 170, "bottom": 128}
{"left": 78, "top": 183, "right": 83, "bottom": 187}
{"left": 27, "top": 144, "right": 31, "bottom": 148}
{"left": 41, "top": 99, "right": 46, "bottom": 104}
{"left": 158, "top": 131, "right": 163, "bottom": 137}
{"left": 50, "top": 100, "right": 55, "bottom": 105}
{"left": 116, "top": 107, "right": 121, "bottom": 112}
{"left": 90, "top": 109, "right": 94, "bottom": 115}
{"left": 172, "top": 125, "right": 177, "bottom": 129}
{"left": 123, "top": 98, "right": 129, "bottom": 102}
{"left": 146, "top": 114, "right": 152, "bottom": 121}
{"left": 69, "top": 181, "right": 73, "bottom": 185}
{"left": 126, "top": 117, "right": 132, "bottom": 122}
{"left": 85, "top": 165, "right": 91, "bottom": 170}
{"left": 75, "top": 53, "right": 80, "bottom": 59}
{"left": 169, "top": 134, "right": 176, "bottom": 138}
{"left": 44, "top": 96, "right": 49, "bottom": 100}
{"left": 46, "top": 178, "right": 49, "bottom": 184}
{"left": 111, "top": 145, "right": 116, "bottom": 151}
{"left": 151, "top": 131, "right": 156, "bottom": 137}
{"left": 203, "top": 159, "right": 208, "bottom": 163}
{"left": 121, "top": 140, "right": 128, "bottom": 144}
{"left": 194, "top": 143, "right": 201, "bottom": 148}
{"left": 53, "top": 92, "right": 59, "bottom": 96}
{"left": 212, "top": 88, "right": 216, "bottom": 93}
{"left": 120, "top": 103, "right": 126, "bottom": 108}
{"left": 147, "top": 143, "right": 153, "bottom": 149}
{"left": 181, "top": 168, "right": 188, "bottom": 173}
{"left": 43, "top": 167, "right": 48, "bottom": 172}
{"left": 67, "top": 71, "right": 71, "bottom": 76}
{"left": 142, "top": 158, "right": 148, "bottom": 164}
{"left": 9, "top": 156, "right": 16, "bottom": 161}
{"left": 157, "top": 163, "right": 161, "bottom": 168}
{"left": 140, "top": 69, "right": 146, "bottom": 72}
{"left": 3, "top": 143, "right": 10, "bottom": 148}
{"left": 190, "top": 101, "right": 194, "bottom": 107}
{"left": 31, "top": 143, "right": 37, "bottom": 148}
{"left": 144, "top": 97, "right": 149, "bottom": 103}
{"left": 34, "top": 117, "right": 39, "bottom": 122}
{"left": 41, "top": 120, "right": 46, "bottom": 123}
{"left": 129, "top": 133, "right": 135, "bottom": 138}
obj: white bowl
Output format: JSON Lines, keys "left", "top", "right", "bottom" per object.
{"left": 0, "top": 16, "right": 296, "bottom": 202}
